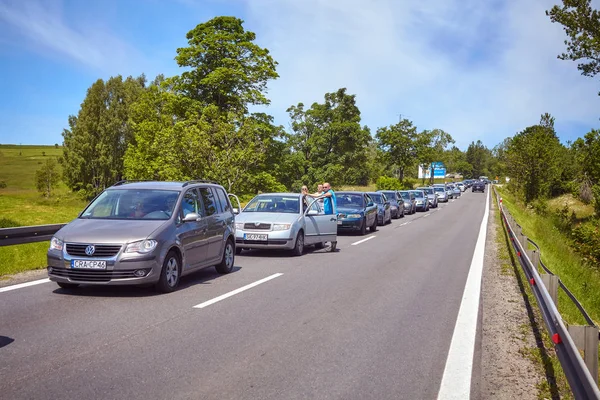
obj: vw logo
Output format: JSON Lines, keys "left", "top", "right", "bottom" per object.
{"left": 254, "top": 222, "right": 260, "bottom": 226}
{"left": 85, "top": 245, "right": 95, "bottom": 256}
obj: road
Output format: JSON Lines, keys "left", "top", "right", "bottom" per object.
{"left": 0, "top": 190, "right": 489, "bottom": 400}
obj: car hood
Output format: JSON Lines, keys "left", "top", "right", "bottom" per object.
{"left": 236, "top": 212, "right": 300, "bottom": 224}
{"left": 56, "top": 218, "right": 168, "bottom": 244}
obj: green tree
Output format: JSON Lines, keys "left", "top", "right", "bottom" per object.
{"left": 286, "top": 88, "right": 371, "bottom": 187}
{"left": 547, "top": 0, "right": 600, "bottom": 81}
{"left": 573, "top": 129, "right": 600, "bottom": 183}
{"left": 62, "top": 75, "right": 146, "bottom": 198}
{"left": 506, "top": 114, "right": 564, "bottom": 203}
{"left": 174, "top": 16, "right": 279, "bottom": 113}
{"left": 376, "top": 119, "right": 418, "bottom": 181}
{"left": 466, "top": 140, "right": 491, "bottom": 178}
{"left": 35, "top": 158, "right": 60, "bottom": 197}
{"left": 417, "top": 128, "right": 454, "bottom": 183}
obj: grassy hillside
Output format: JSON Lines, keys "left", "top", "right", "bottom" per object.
{"left": 0, "top": 145, "right": 86, "bottom": 276}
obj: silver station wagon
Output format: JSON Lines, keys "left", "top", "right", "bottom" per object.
{"left": 47, "top": 180, "right": 237, "bottom": 293}
{"left": 235, "top": 193, "right": 337, "bottom": 255}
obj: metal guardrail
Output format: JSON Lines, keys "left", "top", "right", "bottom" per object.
{"left": 494, "top": 187, "right": 600, "bottom": 399}
{"left": 0, "top": 224, "right": 66, "bottom": 246}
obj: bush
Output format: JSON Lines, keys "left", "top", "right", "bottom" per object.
{"left": 531, "top": 198, "right": 548, "bottom": 215}
{"left": 376, "top": 176, "right": 403, "bottom": 190}
{"left": 571, "top": 222, "right": 600, "bottom": 266}
{"left": 0, "top": 218, "right": 20, "bottom": 228}
{"left": 0, "top": 180, "right": 6, "bottom": 189}
{"left": 592, "top": 184, "right": 600, "bottom": 216}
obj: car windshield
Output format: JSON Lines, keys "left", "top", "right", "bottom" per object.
{"left": 399, "top": 192, "right": 410, "bottom": 200}
{"left": 80, "top": 189, "right": 180, "bottom": 220}
{"left": 418, "top": 188, "right": 434, "bottom": 194}
{"left": 244, "top": 195, "right": 300, "bottom": 213}
{"left": 369, "top": 194, "right": 384, "bottom": 204}
{"left": 411, "top": 191, "right": 424, "bottom": 198}
{"left": 381, "top": 191, "right": 396, "bottom": 200}
{"left": 434, "top": 187, "right": 445, "bottom": 193}
{"left": 337, "top": 194, "right": 364, "bottom": 208}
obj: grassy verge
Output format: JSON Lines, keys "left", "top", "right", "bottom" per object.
{"left": 0, "top": 145, "right": 86, "bottom": 278}
{"left": 493, "top": 188, "right": 571, "bottom": 398}
{"left": 495, "top": 186, "right": 600, "bottom": 386}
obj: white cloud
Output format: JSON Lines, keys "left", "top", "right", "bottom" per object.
{"left": 241, "top": 0, "right": 600, "bottom": 148}
{"left": 0, "top": 0, "right": 143, "bottom": 74}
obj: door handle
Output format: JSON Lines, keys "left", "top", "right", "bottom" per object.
{"left": 330, "top": 218, "right": 337, "bottom": 221}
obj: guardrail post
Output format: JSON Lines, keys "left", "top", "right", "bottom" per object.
{"left": 520, "top": 232, "right": 528, "bottom": 252}
{"left": 540, "top": 274, "right": 559, "bottom": 306}
{"left": 567, "top": 325, "right": 599, "bottom": 384}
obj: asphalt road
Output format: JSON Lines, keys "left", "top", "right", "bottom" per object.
{"left": 0, "top": 190, "right": 488, "bottom": 400}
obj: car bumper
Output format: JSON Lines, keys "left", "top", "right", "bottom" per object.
{"left": 337, "top": 218, "right": 363, "bottom": 231}
{"left": 47, "top": 254, "right": 162, "bottom": 286}
{"left": 235, "top": 230, "right": 295, "bottom": 250}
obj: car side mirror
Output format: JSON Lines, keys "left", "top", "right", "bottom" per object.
{"left": 306, "top": 210, "right": 319, "bottom": 216}
{"left": 183, "top": 212, "right": 200, "bottom": 222}
{"left": 232, "top": 207, "right": 240, "bottom": 215}
{"left": 367, "top": 202, "right": 374, "bottom": 207}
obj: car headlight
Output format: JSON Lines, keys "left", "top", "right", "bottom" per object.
{"left": 272, "top": 224, "right": 291, "bottom": 231}
{"left": 125, "top": 239, "right": 158, "bottom": 254}
{"left": 235, "top": 222, "right": 244, "bottom": 229}
{"left": 347, "top": 214, "right": 362, "bottom": 218}
{"left": 50, "top": 236, "right": 63, "bottom": 251}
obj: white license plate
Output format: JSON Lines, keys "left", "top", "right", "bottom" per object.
{"left": 71, "top": 260, "right": 107, "bottom": 269}
{"left": 337, "top": 221, "right": 342, "bottom": 225}
{"left": 244, "top": 233, "right": 268, "bottom": 241}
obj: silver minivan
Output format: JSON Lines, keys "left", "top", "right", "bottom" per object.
{"left": 47, "top": 180, "right": 237, "bottom": 293}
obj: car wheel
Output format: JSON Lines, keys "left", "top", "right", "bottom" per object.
{"left": 370, "top": 217, "right": 377, "bottom": 232}
{"left": 57, "top": 282, "right": 79, "bottom": 289}
{"left": 156, "top": 250, "right": 180, "bottom": 293}
{"left": 291, "top": 231, "right": 305, "bottom": 256}
{"left": 360, "top": 218, "right": 367, "bottom": 235}
{"left": 216, "top": 239, "right": 235, "bottom": 274}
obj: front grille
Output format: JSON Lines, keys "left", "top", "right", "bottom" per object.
{"left": 243, "top": 223, "right": 271, "bottom": 230}
{"left": 50, "top": 268, "right": 138, "bottom": 282}
{"left": 66, "top": 244, "right": 122, "bottom": 258}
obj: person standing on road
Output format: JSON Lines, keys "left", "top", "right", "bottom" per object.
{"left": 308, "top": 182, "right": 337, "bottom": 251}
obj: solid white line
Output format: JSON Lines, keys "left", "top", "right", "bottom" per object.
{"left": 351, "top": 236, "right": 376, "bottom": 246}
{"left": 0, "top": 278, "right": 50, "bottom": 293}
{"left": 424, "top": 214, "right": 430, "bottom": 218}
{"left": 437, "top": 187, "right": 490, "bottom": 400}
{"left": 193, "top": 273, "right": 283, "bottom": 309}
{"left": 400, "top": 222, "right": 408, "bottom": 226}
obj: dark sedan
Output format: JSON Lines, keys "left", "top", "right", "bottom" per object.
{"left": 336, "top": 192, "right": 378, "bottom": 235}
{"left": 367, "top": 192, "right": 392, "bottom": 225}
{"left": 472, "top": 180, "right": 485, "bottom": 192}
{"left": 377, "top": 190, "right": 405, "bottom": 219}
{"left": 399, "top": 190, "right": 417, "bottom": 214}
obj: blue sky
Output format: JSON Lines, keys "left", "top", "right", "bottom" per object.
{"left": 0, "top": 0, "right": 599, "bottom": 150}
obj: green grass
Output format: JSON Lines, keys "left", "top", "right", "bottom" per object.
{"left": 493, "top": 189, "right": 571, "bottom": 399}
{"left": 0, "top": 145, "right": 87, "bottom": 277}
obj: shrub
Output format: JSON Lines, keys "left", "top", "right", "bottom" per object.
{"left": 571, "top": 222, "right": 600, "bottom": 266}
{"left": 0, "top": 180, "right": 6, "bottom": 189}
{"left": 592, "top": 184, "right": 600, "bottom": 216}
{"left": 0, "top": 218, "right": 20, "bottom": 228}
{"left": 376, "top": 176, "right": 403, "bottom": 190}
{"left": 531, "top": 198, "right": 548, "bottom": 215}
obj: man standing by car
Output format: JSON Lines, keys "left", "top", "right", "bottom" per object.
{"left": 308, "top": 182, "right": 337, "bottom": 251}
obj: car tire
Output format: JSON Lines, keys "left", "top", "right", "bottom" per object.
{"left": 57, "top": 282, "right": 79, "bottom": 289}
{"left": 291, "top": 231, "right": 305, "bottom": 256}
{"left": 360, "top": 218, "right": 367, "bottom": 235}
{"left": 370, "top": 217, "right": 377, "bottom": 232}
{"left": 156, "top": 250, "right": 181, "bottom": 293}
{"left": 216, "top": 239, "right": 235, "bottom": 274}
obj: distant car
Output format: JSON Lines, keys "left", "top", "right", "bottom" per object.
{"left": 456, "top": 182, "right": 466, "bottom": 192}
{"left": 472, "top": 180, "right": 485, "bottom": 192}
{"left": 367, "top": 192, "right": 392, "bottom": 225}
{"left": 448, "top": 184, "right": 461, "bottom": 198}
{"left": 433, "top": 186, "right": 448, "bottom": 202}
{"left": 399, "top": 190, "right": 417, "bottom": 214}
{"left": 336, "top": 191, "right": 378, "bottom": 235}
{"left": 409, "top": 190, "right": 429, "bottom": 212}
{"left": 416, "top": 187, "right": 438, "bottom": 208}
{"left": 377, "top": 190, "right": 405, "bottom": 219}
{"left": 235, "top": 193, "right": 338, "bottom": 255}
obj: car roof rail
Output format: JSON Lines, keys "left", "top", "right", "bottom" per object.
{"left": 182, "top": 179, "right": 220, "bottom": 187}
{"left": 111, "top": 179, "right": 156, "bottom": 187}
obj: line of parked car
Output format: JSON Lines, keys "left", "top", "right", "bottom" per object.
{"left": 46, "top": 179, "right": 487, "bottom": 293}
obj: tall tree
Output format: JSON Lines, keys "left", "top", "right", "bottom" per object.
{"left": 416, "top": 128, "right": 454, "bottom": 183}
{"left": 35, "top": 158, "right": 60, "bottom": 198}
{"left": 62, "top": 75, "right": 146, "bottom": 198}
{"left": 547, "top": 0, "right": 600, "bottom": 81}
{"left": 466, "top": 140, "right": 490, "bottom": 178}
{"left": 376, "top": 119, "right": 418, "bottom": 181}
{"left": 286, "top": 88, "right": 371, "bottom": 187}
{"left": 174, "top": 16, "right": 279, "bottom": 113}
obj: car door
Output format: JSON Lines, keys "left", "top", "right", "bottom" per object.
{"left": 178, "top": 188, "right": 208, "bottom": 268}
{"left": 304, "top": 198, "right": 336, "bottom": 243}
{"left": 364, "top": 193, "right": 375, "bottom": 226}
{"left": 198, "top": 187, "right": 222, "bottom": 262}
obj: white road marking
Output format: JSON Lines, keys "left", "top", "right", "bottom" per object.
{"left": 0, "top": 278, "right": 50, "bottom": 294}
{"left": 451, "top": 199, "right": 455, "bottom": 203}
{"left": 351, "top": 236, "right": 376, "bottom": 246}
{"left": 424, "top": 214, "right": 430, "bottom": 218}
{"left": 193, "top": 273, "right": 283, "bottom": 309}
{"left": 437, "top": 187, "right": 490, "bottom": 400}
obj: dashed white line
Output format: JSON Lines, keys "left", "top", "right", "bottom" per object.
{"left": 437, "top": 187, "right": 490, "bottom": 399}
{"left": 0, "top": 278, "right": 50, "bottom": 294}
{"left": 424, "top": 214, "right": 430, "bottom": 218}
{"left": 351, "top": 236, "right": 376, "bottom": 246}
{"left": 193, "top": 273, "right": 283, "bottom": 309}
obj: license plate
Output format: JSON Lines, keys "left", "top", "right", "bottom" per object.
{"left": 244, "top": 233, "right": 268, "bottom": 241}
{"left": 337, "top": 221, "right": 342, "bottom": 225}
{"left": 71, "top": 260, "right": 107, "bottom": 269}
